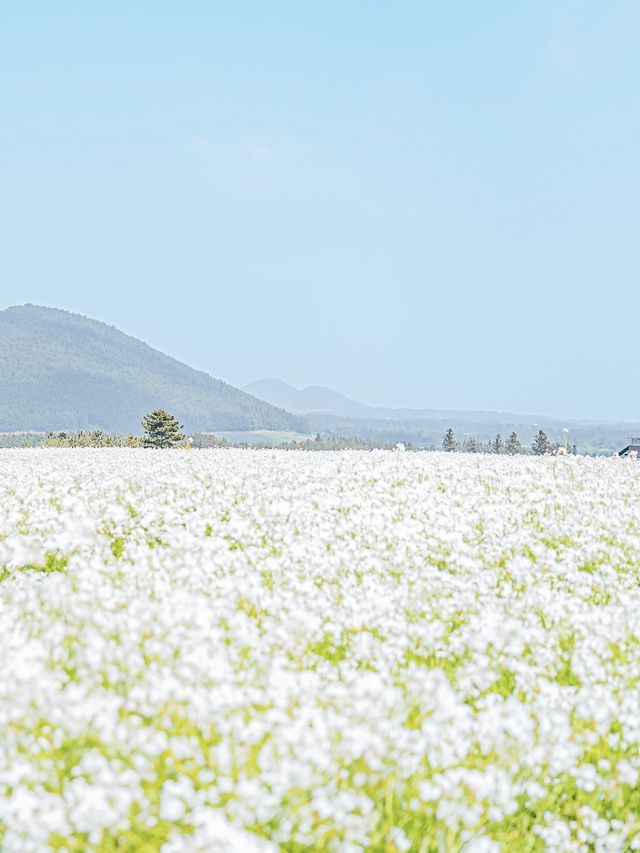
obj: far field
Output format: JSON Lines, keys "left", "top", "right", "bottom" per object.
{"left": 215, "top": 429, "right": 316, "bottom": 445}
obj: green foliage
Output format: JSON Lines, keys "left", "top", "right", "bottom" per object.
{"left": 442, "top": 428, "right": 457, "bottom": 452}
{"left": 189, "top": 432, "right": 230, "bottom": 448}
{"left": 110, "top": 536, "right": 126, "bottom": 559}
{"left": 142, "top": 410, "right": 185, "bottom": 449}
{"left": 272, "top": 436, "right": 406, "bottom": 451}
{"left": 506, "top": 431, "right": 523, "bottom": 455}
{"left": 0, "top": 551, "right": 68, "bottom": 582}
{"left": 41, "top": 430, "right": 142, "bottom": 448}
{"left": 0, "top": 432, "right": 44, "bottom": 448}
{"left": 532, "top": 429, "right": 552, "bottom": 456}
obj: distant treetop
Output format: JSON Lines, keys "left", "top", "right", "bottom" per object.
{"left": 142, "top": 410, "right": 185, "bottom": 448}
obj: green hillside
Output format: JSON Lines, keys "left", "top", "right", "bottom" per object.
{"left": 0, "top": 305, "right": 306, "bottom": 433}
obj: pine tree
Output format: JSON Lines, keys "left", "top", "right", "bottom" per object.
{"left": 506, "top": 432, "right": 522, "bottom": 455}
{"left": 442, "top": 428, "right": 457, "bottom": 452}
{"left": 531, "top": 429, "right": 552, "bottom": 456}
{"left": 493, "top": 433, "right": 505, "bottom": 454}
{"left": 463, "top": 436, "right": 482, "bottom": 453}
{"left": 142, "top": 410, "right": 185, "bottom": 448}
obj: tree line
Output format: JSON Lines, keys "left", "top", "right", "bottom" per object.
{"left": 441, "top": 428, "right": 576, "bottom": 456}
{"left": 10, "top": 410, "right": 579, "bottom": 454}
{"left": 42, "top": 410, "right": 186, "bottom": 448}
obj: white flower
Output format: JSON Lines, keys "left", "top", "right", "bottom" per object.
{"left": 0, "top": 449, "right": 639, "bottom": 848}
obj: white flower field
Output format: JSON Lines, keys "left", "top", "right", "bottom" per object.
{"left": 1, "top": 448, "right": 640, "bottom": 852}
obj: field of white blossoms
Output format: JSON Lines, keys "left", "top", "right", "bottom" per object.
{"left": 1, "top": 449, "right": 640, "bottom": 852}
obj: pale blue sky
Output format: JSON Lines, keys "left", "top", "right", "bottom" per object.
{"left": 1, "top": 2, "right": 639, "bottom": 419}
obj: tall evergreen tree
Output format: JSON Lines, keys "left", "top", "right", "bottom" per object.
{"left": 442, "top": 428, "right": 457, "bottom": 452}
{"left": 506, "top": 431, "right": 522, "bottom": 455}
{"left": 532, "top": 429, "right": 552, "bottom": 456}
{"left": 142, "top": 410, "right": 185, "bottom": 448}
{"left": 493, "top": 433, "right": 505, "bottom": 454}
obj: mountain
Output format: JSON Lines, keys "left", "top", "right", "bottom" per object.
{"left": 0, "top": 305, "right": 306, "bottom": 433}
{"left": 244, "top": 378, "right": 637, "bottom": 453}
{"left": 243, "top": 378, "right": 374, "bottom": 417}
{"left": 243, "top": 378, "right": 564, "bottom": 425}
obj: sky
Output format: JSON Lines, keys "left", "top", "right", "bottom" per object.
{"left": 1, "top": 2, "right": 639, "bottom": 420}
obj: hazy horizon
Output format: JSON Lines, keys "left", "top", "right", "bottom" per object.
{"left": 2, "top": 3, "right": 639, "bottom": 420}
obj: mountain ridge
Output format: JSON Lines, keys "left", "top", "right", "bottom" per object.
{"left": 244, "top": 377, "right": 581, "bottom": 426}
{"left": 0, "top": 304, "right": 305, "bottom": 433}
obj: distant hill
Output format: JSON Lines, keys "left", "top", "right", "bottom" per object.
{"left": 244, "top": 378, "right": 564, "bottom": 424}
{"left": 244, "top": 378, "right": 639, "bottom": 454}
{"left": 243, "top": 378, "right": 375, "bottom": 417}
{"left": 0, "top": 305, "right": 306, "bottom": 433}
